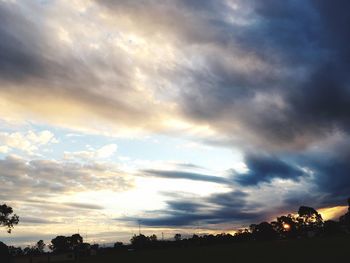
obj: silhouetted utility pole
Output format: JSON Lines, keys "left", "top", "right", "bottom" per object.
{"left": 138, "top": 220, "right": 141, "bottom": 235}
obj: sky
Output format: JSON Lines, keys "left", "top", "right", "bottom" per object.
{"left": 1, "top": 0, "right": 350, "bottom": 246}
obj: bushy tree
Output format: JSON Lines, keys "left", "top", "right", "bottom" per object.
{"left": 50, "top": 236, "right": 70, "bottom": 252}
{"left": 298, "top": 206, "right": 323, "bottom": 227}
{"left": 0, "top": 204, "right": 19, "bottom": 233}
{"left": 234, "top": 229, "right": 251, "bottom": 241}
{"left": 174, "top": 233, "right": 182, "bottom": 241}
{"left": 271, "top": 214, "right": 299, "bottom": 238}
{"left": 149, "top": 234, "right": 157, "bottom": 242}
{"left": 114, "top": 242, "right": 123, "bottom": 249}
{"left": 8, "top": 246, "right": 23, "bottom": 256}
{"left": 297, "top": 206, "right": 323, "bottom": 236}
{"left": 23, "top": 246, "right": 37, "bottom": 255}
{"left": 50, "top": 234, "right": 83, "bottom": 252}
{"left": 130, "top": 234, "right": 150, "bottom": 248}
{"left": 36, "top": 240, "right": 46, "bottom": 253}
{"left": 250, "top": 222, "right": 278, "bottom": 240}
{"left": 70, "top": 234, "right": 83, "bottom": 249}
{"left": 91, "top": 244, "right": 99, "bottom": 250}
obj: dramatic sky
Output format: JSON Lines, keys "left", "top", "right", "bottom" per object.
{"left": 1, "top": 0, "right": 350, "bottom": 246}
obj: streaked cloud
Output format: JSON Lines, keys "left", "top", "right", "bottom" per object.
{"left": 143, "top": 169, "right": 230, "bottom": 185}
{"left": 0, "top": 155, "right": 133, "bottom": 202}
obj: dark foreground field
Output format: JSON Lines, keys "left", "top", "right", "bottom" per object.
{"left": 74, "top": 236, "right": 350, "bottom": 263}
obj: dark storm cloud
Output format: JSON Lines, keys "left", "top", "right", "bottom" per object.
{"left": 129, "top": 190, "right": 261, "bottom": 227}
{"left": 134, "top": 143, "right": 350, "bottom": 227}
{"left": 235, "top": 154, "right": 304, "bottom": 186}
{"left": 173, "top": 0, "right": 350, "bottom": 150}
{"left": 298, "top": 140, "right": 350, "bottom": 207}
{"left": 0, "top": 2, "right": 45, "bottom": 81}
{"left": 143, "top": 169, "right": 230, "bottom": 184}
{"left": 144, "top": 155, "right": 304, "bottom": 187}
{"left": 311, "top": 0, "right": 350, "bottom": 62}
{"left": 247, "top": 138, "right": 350, "bottom": 212}
{"left": 2, "top": 0, "right": 349, "bottom": 146}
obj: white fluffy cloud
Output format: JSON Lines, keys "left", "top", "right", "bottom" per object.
{"left": 0, "top": 130, "right": 58, "bottom": 154}
{"left": 63, "top": 143, "right": 118, "bottom": 161}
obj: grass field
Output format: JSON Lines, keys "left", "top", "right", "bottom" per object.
{"left": 75, "top": 236, "right": 350, "bottom": 263}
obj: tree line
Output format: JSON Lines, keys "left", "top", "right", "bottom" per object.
{"left": 1, "top": 198, "right": 350, "bottom": 259}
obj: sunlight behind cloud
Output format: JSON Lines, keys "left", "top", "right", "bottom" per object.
{"left": 319, "top": 206, "right": 348, "bottom": 221}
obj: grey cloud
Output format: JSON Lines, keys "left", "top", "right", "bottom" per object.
{"left": 0, "top": 155, "right": 133, "bottom": 202}
{"left": 144, "top": 155, "right": 304, "bottom": 187}
{"left": 143, "top": 169, "right": 229, "bottom": 184}
{"left": 131, "top": 140, "right": 350, "bottom": 227}
{"left": 235, "top": 154, "right": 305, "bottom": 186}
{"left": 0, "top": 2, "right": 46, "bottom": 81}
{"left": 130, "top": 190, "right": 261, "bottom": 227}
{"left": 63, "top": 202, "right": 104, "bottom": 210}
{"left": 20, "top": 217, "right": 60, "bottom": 225}
{"left": 0, "top": 0, "right": 166, "bottom": 134}
{"left": 96, "top": 0, "right": 236, "bottom": 46}
{"left": 22, "top": 199, "right": 104, "bottom": 211}
{"left": 298, "top": 140, "right": 350, "bottom": 207}
{"left": 170, "top": 0, "right": 350, "bottom": 151}
{"left": 2, "top": 0, "right": 350, "bottom": 150}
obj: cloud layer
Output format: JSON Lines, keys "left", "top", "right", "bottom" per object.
{"left": 2, "top": 0, "right": 349, "bottom": 146}
{"left": 0, "top": 155, "right": 133, "bottom": 202}
{"left": 1, "top": 0, "right": 350, "bottom": 231}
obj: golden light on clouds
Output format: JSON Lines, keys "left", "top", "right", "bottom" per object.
{"left": 319, "top": 206, "right": 348, "bottom": 221}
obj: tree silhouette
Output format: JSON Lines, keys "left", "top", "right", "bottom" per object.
{"left": 323, "top": 220, "right": 341, "bottom": 236}
{"left": 114, "top": 242, "right": 123, "bottom": 249}
{"left": 23, "top": 246, "right": 36, "bottom": 255}
{"left": 70, "top": 233, "right": 83, "bottom": 249}
{"left": 149, "top": 234, "right": 157, "bottom": 242}
{"left": 339, "top": 198, "right": 350, "bottom": 228}
{"left": 36, "top": 240, "right": 46, "bottom": 253}
{"left": 8, "top": 246, "right": 23, "bottom": 256}
{"left": 0, "top": 241, "right": 10, "bottom": 263}
{"left": 250, "top": 222, "right": 277, "bottom": 240}
{"left": 21, "top": 240, "right": 46, "bottom": 255}
{"left": 5, "top": 197, "right": 350, "bottom": 260}
{"left": 130, "top": 234, "right": 150, "bottom": 248}
{"left": 50, "top": 236, "right": 70, "bottom": 252}
{"left": 271, "top": 214, "right": 298, "bottom": 238}
{"left": 234, "top": 229, "right": 251, "bottom": 241}
{"left": 50, "top": 234, "right": 83, "bottom": 252}
{"left": 297, "top": 206, "right": 323, "bottom": 234}
{"left": 0, "top": 204, "right": 19, "bottom": 233}
{"left": 174, "top": 233, "right": 182, "bottom": 241}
